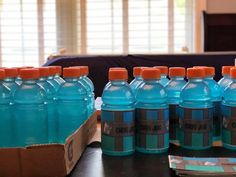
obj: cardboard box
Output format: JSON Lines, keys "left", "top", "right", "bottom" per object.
{"left": 0, "top": 112, "right": 97, "bottom": 177}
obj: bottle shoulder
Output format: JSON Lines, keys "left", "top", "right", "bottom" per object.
{"left": 180, "top": 81, "right": 212, "bottom": 108}
{"left": 165, "top": 80, "right": 186, "bottom": 91}
{"left": 37, "top": 81, "right": 56, "bottom": 98}
{"left": 102, "top": 83, "right": 135, "bottom": 108}
{"left": 13, "top": 84, "right": 47, "bottom": 103}
{"left": 204, "top": 80, "right": 222, "bottom": 100}
{"left": 136, "top": 82, "right": 167, "bottom": 101}
{"left": 57, "top": 81, "right": 87, "bottom": 99}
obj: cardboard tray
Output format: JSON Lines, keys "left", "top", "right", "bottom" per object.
{"left": 0, "top": 112, "right": 97, "bottom": 177}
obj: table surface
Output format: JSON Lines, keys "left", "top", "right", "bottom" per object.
{"left": 68, "top": 142, "right": 236, "bottom": 177}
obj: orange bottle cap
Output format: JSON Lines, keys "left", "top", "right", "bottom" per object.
{"left": 70, "top": 66, "right": 89, "bottom": 76}
{"left": 80, "top": 66, "right": 89, "bottom": 76}
{"left": 54, "top": 66, "right": 62, "bottom": 75}
{"left": 38, "top": 67, "right": 50, "bottom": 77}
{"left": 187, "top": 68, "right": 205, "bottom": 79}
{"left": 63, "top": 67, "right": 81, "bottom": 78}
{"left": 13, "top": 67, "right": 27, "bottom": 74}
{"left": 230, "top": 68, "right": 236, "bottom": 79}
{"left": 205, "top": 67, "right": 215, "bottom": 77}
{"left": 4, "top": 68, "right": 18, "bottom": 78}
{"left": 109, "top": 67, "right": 126, "bottom": 71}
{"left": 222, "top": 66, "right": 234, "bottom": 75}
{"left": 154, "top": 66, "right": 168, "bottom": 75}
{"left": 48, "top": 66, "right": 57, "bottom": 76}
{"left": 0, "top": 69, "right": 5, "bottom": 79}
{"left": 109, "top": 69, "right": 128, "bottom": 80}
{"left": 20, "top": 69, "right": 40, "bottom": 79}
{"left": 194, "top": 66, "right": 215, "bottom": 77}
{"left": 133, "top": 67, "right": 148, "bottom": 77}
{"left": 142, "top": 68, "right": 160, "bottom": 80}
{"left": 169, "top": 67, "right": 185, "bottom": 77}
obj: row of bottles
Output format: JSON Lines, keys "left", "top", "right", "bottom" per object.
{"left": 0, "top": 66, "right": 94, "bottom": 147}
{"left": 101, "top": 65, "right": 236, "bottom": 156}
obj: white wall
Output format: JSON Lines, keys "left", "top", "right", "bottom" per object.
{"left": 207, "top": 0, "right": 236, "bottom": 13}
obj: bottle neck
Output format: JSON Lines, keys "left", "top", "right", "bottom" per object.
{"left": 110, "top": 80, "right": 126, "bottom": 85}
{"left": 4, "top": 77, "right": 16, "bottom": 82}
{"left": 48, "top": 75, "right": 54, "bottom": 79}
{"left": 205, "top": 76, "right": 214, "bottom": 80}
{"left": 64, "top": 77, "right": 78, "bottom": 82}
{"left": 161, "top": 75, "right": 167, "bottom": 79}
{"left": 55, "top": 74, "right": 62, "bottom": 78}
{"left": 135, "top": 76, "right": 142, "bottom": 80}
{"left": 170, "top": 76, "right": 184, "bottom": 81}
{"left": 231, "top": 78, "right": 236, "bottom": 82}
{"left": 39, "top": 77, "right": 48, "bottom": 81}
{"left": 143, "top": 79, "right": 159, "bottom": 83}
{"left": 188, "top": 78, "right": 203, "bottom": 82}
{"left": 22, "top": 79, "right": 38, "bottom": 84}
{"left": 224, "top": 74, "right": 230, "bottom": 79}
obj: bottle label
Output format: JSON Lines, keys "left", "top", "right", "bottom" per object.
{"left": 101, "top": 110, "right": 135, "bottom": 152}
{"left": 222, "top": 105, "right": 236, "bottom": 145}
{"left": 169, "top": 104, "right": 179, "bottom": 141}
{"left": 213, "top": 101, "right": 222, "bottom": 138}
{"left": 136, "top": 108, "right": 169, "bottom": 149}
{"left": 179, "top": 107, "right": 213, "bottom": 148}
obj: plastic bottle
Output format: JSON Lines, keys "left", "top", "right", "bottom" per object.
{"left": 37, "top": 67, "right": 57, "bottom": 143}
{"left": 136, "top": 68, "right": 169, "bottom": 153}
{"left": 218, "top": 66, "right": 233, "bottom": 91}
{"left": 101, "top": 69, "right": 135, "bottom": 156}
{"left": 154, "top": 66, "right": 169, "bottom": 86}
{"left": 80, "top": 66, "right": 95, "bottom": 116}
{"left": 48, "top": 66, "right": 61, "bottom": 91}
{"left": 129, "top": 67, "right": 144, "bottom": 95}
{"left": 200, "top": 67, "right": 222, "bottom": 140}
{"left": 165, "top": 67, "right": 186, "bottom": 142}
{"left": 179, "top": 68, "right": 213, "bottom": 150}
{"left": 3, "top": 68, "right": 19, "bottom": 94}
{"left": 13, "top": 69, "right": 48, "bottom": 147}
{"left": 57, "top": 67, "right": 87, "bottom": 143}
{"left": 54, "top": 66, "right": 65, "bottom": 85}
{"left": 0, "top": 69, "right": 13, "bottom": 147}
{"left": 70, "top": 66, "right": 94, "bottom": 117}
{"left": 222, "top": 67, "right": 236, "bottom": 150}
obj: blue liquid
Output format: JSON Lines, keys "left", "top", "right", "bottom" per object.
{"left": 204, "top": 76, "right": 222, "bottom": 140}
{"left": 129, "top": 76, "right": 143, "bottom": 96}
{"left": 218, "top": 75, "right": 232, "bottom": 92}
{"left": 3, "top": 77, "right": 19, "bottom": 93}
{"left": 159, "top": 75, "right": 170, "bottom": 87}
{"left": 165, "top": 76, "right": 187, "bottom": 142}
{"left": 101, "top": 80, "right": 135, "bottom": 156}
{"left": 0, "top": 80, "right": 13, "bottom": 147}
{"left": 80, "top": 75, "right": 95, "bottom": 116}
{"left": 57, "top": 78, "right": 87, "bottom": 143}
{"left": 135, "top": 79, "right": 169, "bottom": 154}
{"left": 179, "top": 78, "right": 213, "bottom": 150}
{"left": 13, "top": 79, "right": 48, "bottom": 147}
{"left": 222, "top": 79, "right": 236, "bottom": 150}
{"left": 37, "top": 77, "right": 57, "bottom": 143}
{"left": 47, "top": 75, "right": 61, "bottom": 91}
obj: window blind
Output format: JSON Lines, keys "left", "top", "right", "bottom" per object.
{"left": 0, "top": 0, "right": 195, "bottom": 67}
{"left": 0, "top": 0, "right": 56, "bottom": 67}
